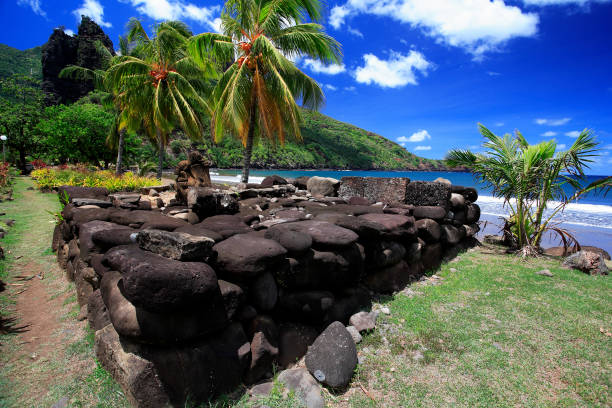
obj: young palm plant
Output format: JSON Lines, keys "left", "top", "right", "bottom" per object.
{"left": 446, "top": 124, "right": 608, "bottom": 257}
{"left": 106, "top": 19, "right": 213, "bottom": 179}
{"left": 188, "top": 0, "right": 342, "bottom": 182}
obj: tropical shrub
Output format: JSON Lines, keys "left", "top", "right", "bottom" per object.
{"left": 447, "top": 124, "right": 611, "bottom": 256}
{"left": 31, "top": 168, "right": 159, "bottom": 192}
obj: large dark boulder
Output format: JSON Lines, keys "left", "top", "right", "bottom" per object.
{"left": 277, "top": 368, "right": 325, "bottom": 408}
{"left": 135, "top": 229, "right": 214, "bottom": 261}
{"left": 218, "top": 279, "right": 245, "bottom": 320}
{"left": 310, "top": 243, "right": 364, "bottom": 289}
{"left": 103, "top": 245, "right": 225, "bottom": 313}
{"left": 415, "top": 218, "right": 441, "bottom": 243}
{"left": 146, "top": 322, "right": 250, "bottom": 406}
{"left": 187, "top": 187, "right": 239, "bottom": 219}
{"left": 264, "top": 228, "right": 312, "bottom": 255}
{"left": 466, "top": 203, "right": 481, "bottom": 224}
{"left": 364, "top": 260, "right": 419, "bottom": 293}
{"left": 440, "top": 224, "right": 465, "bottom": 245}
{"left": 94, "top": 325, "right": 172, "bottom": 408}
{"left": 87, "top": 289, "right": 110, "bottom": 331}
{"left": 413, "top": 205, "right": 447, "bottom": 220}
{"left": 364, "top": 240, "right": 406, "bottom": 268}
{"left": 109, "top": 210, "right": 187, "bottom": 231}
{"left": 358, "top": 213, "right": 417, "bottom": 241}
{"left": 305, "top": 321, "right": 357, "bottom": 388}
{"left": 421, "top": 243, "right": 443, "bottom": 271}
{"left": 251, "top": 272, "right": 278, "bottom": 311}
{"left": 196, "top": 215, "right": 251, "bottom": 239}
{"left": 173, "top": 224, "right": 223, "bottom": 242}
{"left": 100, "top": 271, "right": 228, "bottom": 344}
{"left": 266, "top": 221, "right": 358, "bottom": 250}
{"left": 260, "top": 175, "right": 288, "bottom": 188}
{"left": 92, "top": 228, "right": 135, "bottom": 250}
{"left": 213, "top": 234, "right": 287, "bottom": 279}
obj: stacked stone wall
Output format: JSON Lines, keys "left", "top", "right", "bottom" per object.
{"left": 52, "top": 175, "right": 480, "bottom": 407}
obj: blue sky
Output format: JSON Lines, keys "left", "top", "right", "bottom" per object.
{"left": 2, "top": 0, "right": 612, "bottom": 173}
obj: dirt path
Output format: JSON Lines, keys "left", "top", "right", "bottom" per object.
{"left": 0, "top": 178, "right": 127, "bottom": 408}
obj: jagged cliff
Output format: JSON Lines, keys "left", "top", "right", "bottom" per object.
{"left": 41, "top": 16, "right": 114, "bottom": 105}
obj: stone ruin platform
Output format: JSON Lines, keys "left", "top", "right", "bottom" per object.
{"left": 52, "top": 173, "right": 481, "bottom": 407}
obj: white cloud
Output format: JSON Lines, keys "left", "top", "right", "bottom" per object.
{"left": 354, "top": 50, "right": 431, "bottom": 88}
{"left": 328, "top": 0, "right": 538, "bottom": 58}
{"left": 399, "top": 130, "right": 432, "bottom": 143}
{"left": 557, "top": 143, "right": 567, "bottom": 149}
{"left": 330, "top": 5, "right": 351, "bottom": 29}
{"left": 523, "top": 0, "right": 609, "bottom": 6}
{"left": 344, "top": 86, "right": 357, "bottom": 92}
{"left": 535, "top": 117, "right": 571, "bottom": 126}
{"left": 399, "top": 39, "right": 409, "bottom": 45}
{"left": 303, "top": 59, "right": 346, "bottom": 75}
{"left": 64, "top": 29, "right": 75, "bottom": 36}
{"left": 541, "top": 131, "right": 557, "bottom": 137}
{"left": 323, "top": 84, "right": 338, "bottom": 91}
{"left": 487, "top": 71, "right": 502, "bottom": 76}
{"left": 565, "top": 130, "right": 581, "bottom": 137}
{"left": 74, "top": 0, "right": 112, "bottom": 28}
{"left": 414, "top": 145, "right": 432, "bottom": 151}
{"left": 346, "top": 26, "right": 364, "bottom": 38}
{"left": 121, "top": 0, "right": 221, "bottom": 31}
{"left": 495, "top": 122, "right": 505, "bottom": 127}
{"left": 17, "top": 0, "right": 46, "bottom": 17}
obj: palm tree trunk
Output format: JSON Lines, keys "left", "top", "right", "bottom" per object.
{"left": 241, "top": 104, "right": 257, "bottom": 183}
{"left": 157, "top": 129, "right": 164, "bottom": 180}
{"left": 115, "top": 128, "right": 125, "bottom": 176}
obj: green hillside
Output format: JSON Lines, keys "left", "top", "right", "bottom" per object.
{"left": 193, "top": 109, "right": 446, "bottom": 170}
{"left": 0, "top": 44, "right": 42, "bottom": 79}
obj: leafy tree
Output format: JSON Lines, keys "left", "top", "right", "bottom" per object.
{"left": 189, "top": 0, "right": 342, "bottom": 182}
{"left": 35, "top": 103, "right": 115, "bottom": 165}
{"left": 106, "top": 19, "right": 212, "bottom": 178}
{"left": 0, "top": 75, "right": 44, "bottom": 170}
{"left": 446, "top": 124, "right": 610, "bottom": 256}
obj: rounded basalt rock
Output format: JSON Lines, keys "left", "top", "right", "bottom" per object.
{"left": 441, "top": 224, "right": 465, "bottom": 245}
{"left": 364, "top": 260, "right": 419, "bottom": 293}
{"left": 266, "top": 221, "right": 358, "bottom": 250}
{"left": 173, "top": 224, "right": 223, "bottom": 242}
{"left": 466, "top": 203, "right": 481, "bottom": 224}
{"left": 218, "top": 280, "right": 245, "bottom": 320}
{"left": 196, "top": 215, "right": 251, "bottom": 239}
{"left": 103, "top": 245, "right": 224, "bottom": 313}
{"left": 450, "top": 193, "right": 466, "bottom": 208}
{"left": 260, "top": 175, "right": 288, "bottom": 188}
{"left": 365, "top": 240, "right": 406, "bottom": 268}
{"left": 421, "top": 243, "right": 443, "bottom": 271}
{"left": 415, "top": 218, "right": 441, "bottom": 243}
{"left": 100, "top": 271, "right": 228, "bottom": 344}
{"left": 305, "top": 321, "right": 357, "bottom": 389}
{"left": 358, "top": 213, "right": 416, "bottom": 240}
{"left": 213, "top": 234, "right": 287, "bottom": 279}
{"left": 264, "top": 229, "right": 312, "bottom": 255}
{"left": 413, "top": 206, "right": 446, "bottom": 220}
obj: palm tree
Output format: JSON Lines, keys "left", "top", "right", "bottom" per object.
{"left": 188, "top": 0, "right": 342, "bottom": 182}
{"left": 106, "top": 19, "right": 212, "bottom": 179}
{"left": 446, "top": 124, "right": 609, "bottom": 256}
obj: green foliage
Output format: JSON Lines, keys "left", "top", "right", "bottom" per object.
{"left": 0, "top": 74, "right": 45, "bottom": 167}
{"left": 31, "top": 168, "right": 159, "bottom": 192}
{"left": 0, "top": 44, "right": 42, "bottom": 79}
{"left": 446, "top": 124, "right": 609, "bottom": 254}
{"left": 35, "top": 103, "right": 115, "bottom": 165}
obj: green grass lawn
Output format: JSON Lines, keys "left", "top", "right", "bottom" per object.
{"left": 340, "top": 246, "right": 611, "bottom": 408}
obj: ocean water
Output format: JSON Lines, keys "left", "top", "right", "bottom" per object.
{"left": 212, "top": 169, "right": 612, "bottom": 252}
